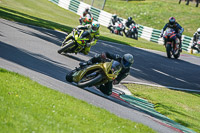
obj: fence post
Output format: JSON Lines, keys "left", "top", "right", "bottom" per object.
{"left": 102, "top": 0, "right": 106, "bottom": 10}
{"left": 91, "top": 0, "right": 94, "bottom": 6}
{"left": 186, "top": 0, "right": 190, "bottom": 5}
{"left": 179, "top": 0, "right": 182, "bottom": 4}
{"left": 196, "top": 0, "right": 199, "bottom": 7}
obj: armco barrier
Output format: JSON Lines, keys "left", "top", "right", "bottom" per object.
{"left": 49, "top": 0, "right": 197, "bottom": 53}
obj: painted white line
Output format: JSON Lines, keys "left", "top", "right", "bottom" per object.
{"left": 121, "top": 81, "right": 200, "bottom": 93}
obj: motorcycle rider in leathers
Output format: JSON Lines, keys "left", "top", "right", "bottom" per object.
{"left": 191, "top": 28, "right": 200, "bottom": 53}
{"left": 76, "top": 21, "right": 100, "bottom": 55}
{"left": 123, "top": 17, "right": 137, "bottom": 37}
{"left": 66, "top": 52, "right": 134, "bottom": 96}
{"left": 160, "top": 17, "right": 184, "bottom": 52}
{"left": 79, "top": 7, "right": 92, "bottom": 25}
{"left": 107, "top": 14, "right": 122, "bottom": 33}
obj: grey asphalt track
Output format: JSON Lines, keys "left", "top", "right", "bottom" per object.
{"left": 0, "top": 19, "right": 199, "bottom": 133}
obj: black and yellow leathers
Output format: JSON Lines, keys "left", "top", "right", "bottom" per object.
{"left": 58, "top": 24, "right": 99, "bottom": 55}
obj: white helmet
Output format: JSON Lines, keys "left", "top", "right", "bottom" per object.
{"left": 91, "top": 21, "right": 100, "bottom": 32}
{"left": 197, "top": 28, "right": 200, "bottom": 35}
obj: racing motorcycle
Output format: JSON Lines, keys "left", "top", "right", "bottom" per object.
{"left": 57, "top": 28, "right": 90, "bottom": 54}
{"left": 163, "top": 28, "right": 181, "bottom": 59}
{"left": 80, "top": 14, "right": 93, "bottom": 26}
{"left": 191, "top": 37, "right": 200, "bottom": 54}
{"left": 125, "top": 23, "right": 138, "bottom": 40}
{"left": 66, "top": 60, "right": 122, "bottom": 88}
{"left": 111, "top": 21, "right": 124, "bottom": 36}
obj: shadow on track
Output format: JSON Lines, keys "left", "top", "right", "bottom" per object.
{"left": 0, "top": 41, "right": 71, "bottom": 82}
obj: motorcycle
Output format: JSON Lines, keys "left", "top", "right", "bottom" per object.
{"left": 111, "top": 21, "right": 124, "bottom": 36}
{"left": 66, "top": 60, "right": 122, "bottom": 88}
{"left": 125, "top": 23, "right": 138, "bottom": 40}
{"left": 57, "top": 28, "right": 90, "bottom": 55}
{"left": 191, "top": 37, "right": 200, "bottom": 54}
{"left": 163, "top": 28, "right": 181, "bottom": 59}
{"left": 80, "top": 14, "right": 93, "bottom": 26}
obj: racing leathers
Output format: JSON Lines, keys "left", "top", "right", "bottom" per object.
{"left": 76, "top": 24, "right": 100, "bottom": 55}
{"left": 192, "top": 32, "right": 200, "bottom": 52}
{"left": 107, "top": 17, "right": 122, "bottom": 32}
{"left": 124, "top": 20, "right": 137, "bottom": 37}
{"left": 87, "top": 52, "right": 131, "bottom": 96}
{"left": 161, "top": 22, "right": 184, "bottom": 51}
{"left": 79, "top": 10, "right": 92, "bottom": 25}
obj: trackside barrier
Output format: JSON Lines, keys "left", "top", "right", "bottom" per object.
{"left": 49, "top": 0, "right": 198, "bottom": 53}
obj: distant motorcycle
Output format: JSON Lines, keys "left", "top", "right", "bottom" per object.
{"left": 125, "top": 23, "right": 138, "bottom": 40}
{"left": 163, "top": 28, "right": 181, "bottom": 59}
{"left": 79, "top": 14, "right": 93, "bottom": 26}
{"left": 110, "top": 21, "right": 124, "bottom": 36}
{"left": 58, "top": 28, "right": 90, "bottom": 55}
{"left": 191, "top": 37, "right": 200, "bottom": 54}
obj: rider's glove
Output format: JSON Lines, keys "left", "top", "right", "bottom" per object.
{"left": 160, "top": 34, "right": 163, "bottom": 38}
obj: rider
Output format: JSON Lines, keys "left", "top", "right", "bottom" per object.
{"left": 107, "top": 14, "right": 122, "bottom": 32}
{"left": 191, "top": 28, "right": 200, "bottom": 53}
{"left": 160, "top": 17, "right": 184, "bottom": 52}
{"left": 79, "top": 7, "right": 92, "bottom": 25}
{"left": 123, "top": 17, "right": 137, "bottom": 37}
{"left": 76, "top": 21, "right": 100, "bottom": 55}
{"left": 86, "top": 52, "right": 134, "bottom": 95}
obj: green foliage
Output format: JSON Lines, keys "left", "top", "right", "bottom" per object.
{"left": 125, "top": 84, "right": 200, "bottom": 133}
{"left": 0, "top": 68, "right": 155, "bottom": 133}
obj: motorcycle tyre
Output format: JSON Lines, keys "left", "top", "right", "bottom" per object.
{"left": 58, "top": 41, "right": 75, "bottom": 54}
{"left": 166, "top": 44, "right": 172, "bottom": 58}
{"left": 174, "top": 50, "right": 180, "bottom": 59}
{"left": 77, "top": 73, "right": 103, "bottom": 88}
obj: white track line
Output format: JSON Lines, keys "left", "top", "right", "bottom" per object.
{"left": 121, "top": 81, "right": 200, "bottom": 93}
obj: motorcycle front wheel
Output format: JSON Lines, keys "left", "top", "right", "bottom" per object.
{"left": 57, "top": 41, "right": 75, "bottom": 54}
{"left": 166, "top": 44, "right": 172, "bottom": 58}
{"left": 77, "top": 73, "right": 103, "bottom": 88}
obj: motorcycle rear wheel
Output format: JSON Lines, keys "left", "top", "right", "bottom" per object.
{"left": 174, "top": 50, "right": 180, "bottom": 59}
{"left": 58, "top": 41, "right": 75, "bottom": 54}
{"left": 77, "top": 73, "right": 103, "bottom": 88}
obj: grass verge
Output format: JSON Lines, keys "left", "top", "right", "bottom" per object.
{"left": 0, "top": 68, "right": 155, "bottom": 133}
{"left": 125, "top": 83, "right": 200, "bottom": 133}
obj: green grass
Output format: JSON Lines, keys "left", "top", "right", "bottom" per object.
{"left": 125, "top": 83, "right": 200, "bottom": 133}
{"left": 0, "top": 68, "right": 155, "bottom": 133}
{"left": 104, "top": 0, "right": 200, "bottom": 36}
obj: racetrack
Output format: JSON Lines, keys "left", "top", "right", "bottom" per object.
{"left": 0, "top": 19, "right": 199, "bottom": 133}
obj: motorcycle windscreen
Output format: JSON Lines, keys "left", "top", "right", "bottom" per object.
{"left": 111, "top": 61, "right": 122, "bottom": 74}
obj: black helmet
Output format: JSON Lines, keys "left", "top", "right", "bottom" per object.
{"left": 128, "top": 17, "right": 132, "bottom": 22}
{"left": 112, "top": 14, "right": 117, "bottom": 19}
{"left": 169, "top": 17, "right": 176, "bottom": 25}
{"left": 121, "top": 53, "right": 134, "bottom": 68}
{"left": 85, "top": 7, "right": 89, "bottom": 12}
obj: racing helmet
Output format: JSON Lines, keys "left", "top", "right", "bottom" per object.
{"left": 128, "top": 17, "right": 132, "bottom": 22}
{"left": 169, "top": 17, "right": 176, "bottom": 26}
{"left": 121, "top": 53, "right": 134, "bottom": 68}
{"left": 197, "top": 28, "right": 200, "bottom": 35}
{"left": 91, "top": 21, "right": 100, "bottom": 32}
{"left": 85, "top": 7, "right": 89, "bottom": 12}
{"left": 112, "top": 14, "right": 117, "bottom": 19}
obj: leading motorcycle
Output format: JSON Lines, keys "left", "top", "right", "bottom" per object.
{"left": 66, "top": 60, "right": 122, "bottom": 88}
{"left": 163, "top": 28, "right": 181, "bottom": 59}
